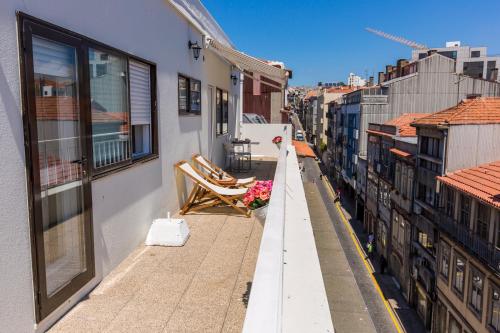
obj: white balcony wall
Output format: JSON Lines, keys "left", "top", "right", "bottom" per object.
{"left": 0, "top": 0, "right": 239, "bottom": 331}
{"left": 240, "top": 123, "right": 292, "bottom": 158}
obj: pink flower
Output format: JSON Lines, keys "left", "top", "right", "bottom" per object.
{"left": 259, "top": 189, "right": 270, "bottom": 201}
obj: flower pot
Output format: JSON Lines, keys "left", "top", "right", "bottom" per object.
{"left": 253, "top": 204, "right": 268, "bottom": 225}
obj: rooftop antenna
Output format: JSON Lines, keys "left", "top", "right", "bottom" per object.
{"left": 366, "top": 27, "right": 428, "bottom": 50}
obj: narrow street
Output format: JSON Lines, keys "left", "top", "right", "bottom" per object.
{"left": 301, "top": 157, "right": 398, "bottom": 333}
{"left": 299, "top": 154, "right": 427, "bottom": 333}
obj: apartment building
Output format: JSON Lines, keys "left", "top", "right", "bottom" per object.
{"left": 365, "top": 114, "right": 426, "bottom": 286}
{"left": 333, "top": 53, "right": 500, "bottom": 220}
{"left": 410, "top": 98, "right": 500, "bottom": 332}
{"left": 434, "top": 161, "right": 500, "bottom": 333}
{"left": 304, "top": 89, "right": 319, "bottom": 145}
{"left": 0, "top": 1, "right": 289, "bottom": 331}
{"left": 410, "top": 42, "right": 500, "bottom": 82}
{"left": 315, "top": 86, "right": 355, "bottom": 161}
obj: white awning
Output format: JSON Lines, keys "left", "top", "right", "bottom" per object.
{"left": 207, "top": 38, "right": 288, "bottom": 87}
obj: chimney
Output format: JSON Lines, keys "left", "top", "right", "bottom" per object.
{"left": 427, "top": 49, "right": 437, "bottom": 56}
{"left": 368, "top": 76, "right": 374, "bottom": 87}
{"left": 396, "top": 59, "right": 409, "bottom": 77}
{"left": 378, "top": 71, "right": 386, "bottom": 84}
{"left": 385, "top": 65, "right": 393, "bottom": 75}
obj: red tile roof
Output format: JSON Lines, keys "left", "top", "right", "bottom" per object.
{"left": 292, "top": 140, "right": 316, "bottom": 158}
{"left": 389, "top": 148, "right": 412, "bottom": 158}
{"left": 385, "top": 113, "right": 427, "bottom": 137}
{"left": 304, "top": 90, "right": 318, "bottom": 100}
{"left": 412, "top": 97, "right": 500, "bottom": 127}
{"left": 325, "top": 86, "right": 356, "bottom": 94}
{"left": 437, "top": 161, "right": 500, "bottom": 209}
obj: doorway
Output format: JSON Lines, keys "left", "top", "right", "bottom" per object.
{"left": 21, "top": 18, "right": 95, "bottom": 321}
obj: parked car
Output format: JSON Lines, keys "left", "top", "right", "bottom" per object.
{"left": 295, "top": 129, "right": 304, "bottom": 141}
{"left": 242, "top": 113, "right": 268, "bottom": 124}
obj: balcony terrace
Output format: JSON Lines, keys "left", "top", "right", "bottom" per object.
{"left": 48, "top": 124, "right": 333, "bottom": 333}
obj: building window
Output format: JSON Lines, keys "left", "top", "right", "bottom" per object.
{"left": 445, "top": 186, "right": 455, "bottom": 218}
{"left": 463, "top": 61, "right": 484, "bottom": 79}
{"left": 130, "top": 60, "right": 154, "bottom": 158}
{"left": 417, "top": 229, "right": 434, "bottom": 253}
{"left": 89, "top": 48, "right": 130, "bottom": 170}
{"left": 468, "top": 265, "right": 484, "bottom": 315}
{"left": 395, "top": 162, "right": 401, "bottom": 190}
{"left": 440, "top": 241, "right": 450, "bottom": 281}
{"left": 460, "top": 195, "right": 471, "bottom": 227}
{"left": 487, "top": 61, "right": 497, "bottom": 81}
{"left": 453, "top": 254, "right": 466, "bottom": 296}
{"left": 471, "top": 50, "right": 481, "bottom": 58}
{"left": 489, "top": 284, "right": 500, "bottom": 332}
{"left": 178, "top": 75, "right": 201, "bottom": 115}
{"left": 418, "top": 182, "right": 435, "bottom": 207}
{"left": 448, "top": 314, "right": 462, "bottom": 333}
{"left": 401, "top": 164, "right": 407, "bottom": 196}
{"left": 476, "top": 203, "right": 490, "bottom": 241}
{"left": 407, "top": 168, "right": 414, "bottom": 199}
{"left": 216, "top": 88, "right": 229, "bottom": 135}
{"left": 435, "top": 301, "right": 447, "bottom": 333}
{"left": 420, "top": 136, "right": 442, "bottom": 159}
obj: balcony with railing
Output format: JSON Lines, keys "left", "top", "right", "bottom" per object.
{"left": 49, "top": 124, "right": 333, "bottom": 333}
{"left": 438, "top": 211, "right": 500, "bottom": 272}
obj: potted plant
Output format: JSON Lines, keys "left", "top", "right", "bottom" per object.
{"left": 243, "top": 180, "right": 273, "bottom": 223}
{"left": 272, "top": 136, "right": 283, "bottom": 149}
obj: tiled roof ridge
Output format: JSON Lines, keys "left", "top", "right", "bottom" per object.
{"left": 439, "top": 160, "right": 500, "bottom": 208}
{"left": 412, "top": 97, "right": 500, "bottom": 126}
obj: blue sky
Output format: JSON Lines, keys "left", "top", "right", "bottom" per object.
{"left": 202, "top": 0, "right": 500, "bottom": 86}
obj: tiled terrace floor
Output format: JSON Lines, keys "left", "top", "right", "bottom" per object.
{"left": 49, "top": 158, "right": 276, "bottom": 333}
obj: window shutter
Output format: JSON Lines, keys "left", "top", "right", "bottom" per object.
{"left": 129, "top": 60, "right": 151, "bottom": 125}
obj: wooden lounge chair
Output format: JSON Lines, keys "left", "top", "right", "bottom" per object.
{"left": 191, "top": 154, "right": 255, "bottom": 187}
{"left": 175, "top": 161, "right": 250, "bottom": 217}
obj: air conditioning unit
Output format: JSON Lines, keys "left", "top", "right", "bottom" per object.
{"left": 354, "top": 129, "right": 359, "bottom": 139}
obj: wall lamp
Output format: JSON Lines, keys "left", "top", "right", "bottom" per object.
{"left": 231, "top": 74, "right": 238, "bottom": 86}
{"left": 188, "top": 41, "right": 202, "bottom": 60}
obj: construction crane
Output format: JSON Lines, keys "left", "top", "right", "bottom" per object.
{"left": 365, "top": 27, "right": 428, "bottom": 50}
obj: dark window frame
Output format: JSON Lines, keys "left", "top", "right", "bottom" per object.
{"left": 467, "top": 264, "right": 484, "bottom": 318}
{"left": 440, "top": 241, "right": 451, "bottom": 283}
{"left": 18, "top": 12, "right": 159, "bottom": 180}
{"left": 215, "top": 87, "right": 229, "bottom": 136}
{"left": 178, "top": 74, "right": 202, "bottom": 116}
{"left": 488, "top": 282, "right": 500, "bottom": 332}
{"left": 452, "top": 252, "right": 466, "bottom": 299}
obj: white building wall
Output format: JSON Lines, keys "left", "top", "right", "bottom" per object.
{"left": 0, "top": 1, "right": 239, "bottom": 331}
{"left": 446, "top": 124, "right": 500, "bottom": 172}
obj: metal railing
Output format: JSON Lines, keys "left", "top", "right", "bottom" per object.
{"left": 92, "top": 132, "right": 130, "bottom": 168}
{"left": 439, "top": 212, "right": 500, "bottom": 272}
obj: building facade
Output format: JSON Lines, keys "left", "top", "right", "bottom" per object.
{"left": 0, "top": 1, "right": 288, "bottom": 331}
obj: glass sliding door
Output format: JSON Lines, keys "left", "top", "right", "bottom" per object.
{"left": 21, "top": 19, "right": 94, "bottom": 321}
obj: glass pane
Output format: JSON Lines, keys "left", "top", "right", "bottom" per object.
{"left": 216, "top": 89, "right": 222, "bottom": 134}
{"left": 178, "top": 76, "right": 188, "bottom": 112}
{"left": 33, "top": 36, "right": 87, "bottom": 296}
{"left": 89, "top": 48, "right": 130, "bottom": 169}
{"left": 190, "top": 79, "right": 201, "bottom": 113}
{"left": 222, "top": 91, "right": 228, "bottom": 134}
